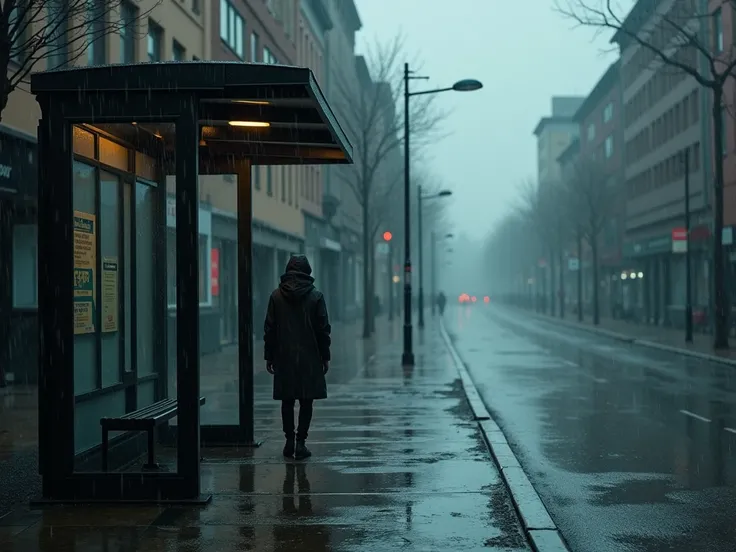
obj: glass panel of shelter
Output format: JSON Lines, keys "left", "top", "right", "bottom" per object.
{"left": 71, "top": 123, "right": 180, "bottom": 474}
{"left": 197, "top": 174, "right": 240, "bottom": 429}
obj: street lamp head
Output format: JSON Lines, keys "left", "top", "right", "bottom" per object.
{"left": 438, "top": 190, "right": 452, "bottom": 197}
{"left": 452, "top": 79, "right": 483, "bottom": 92}
{"left": 445, "top": 233, "right": 454, "bottom": 238}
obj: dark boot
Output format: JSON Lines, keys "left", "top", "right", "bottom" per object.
{"left": 283, "top": 435, "right": 295, "bottom": 458}
{"left": 294, "top": 440, "right": 311, "bottom": 460}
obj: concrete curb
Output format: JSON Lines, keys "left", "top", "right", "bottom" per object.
{"left": 513, "top": 307, "right": 736, "bottom": 368}
{"left": 439, "top": 320, "right": 571, "bottom": 552}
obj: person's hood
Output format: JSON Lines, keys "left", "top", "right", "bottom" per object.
{"left": 279, "top": 255, "right": 315, "bottom": 301}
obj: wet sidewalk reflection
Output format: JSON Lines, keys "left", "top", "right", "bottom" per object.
{"left": 0, "top": 318, "right": 529, "bottom": 551}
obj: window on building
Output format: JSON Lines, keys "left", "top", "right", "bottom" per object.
{"left": 262, "top": 46, "right": 278, "bottom": 64}
{"left": 266, "top": 166, "right": 273, "bottom": 196}
{"left": 120, "top": 1, "right": 137, "bottom": 63}
{"left": 12, "top": 224, "right": 37, "bottom": 308}
{"left": 8, "top": 1, "right": 28, "bottom": 63}
{"left": 714, "top": 8, "right": 724, "bottom": 53}
{"left": 253, "top": 166, "right": 261, "bottom": 190}
{"left": 587, "top": 123, "right": 595, "bottom": 141}
{"left": 86, "top": 0, "right": 106, "bottom": 65}
{"left": 250, "top": 32, "right": 259, "bottom": 61}
{"left": 220, "top": 0, "right": 244, "bottom": 58}
{"left": 172, "top": 40, "right": 185, "bottom": 61}
{"left": 288, "top": 172, "right": 293, "bottom": 206}
{"left": 47, "top": 1, "right": 69, "bottom": 69}
{"left": 603, "top": 102, "right": 613, "bottom": 123}
{"left": 147, "top": 19, "right": 162, "bottom": 62}
{"left": 192, "top": 0, "right": 200, "bottom": 15}
{"left": 604, "top": 135, "right": 613, "bottom": 158}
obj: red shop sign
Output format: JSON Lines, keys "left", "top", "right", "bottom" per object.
{"left": 211, "top": 248, "right": 220, "bottom": 297}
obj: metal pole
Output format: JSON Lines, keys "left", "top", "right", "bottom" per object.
{"left": 388, "top": 241, "right": 394, "bottom": 321}
{"left": 431, "top": 231, "right": 436, "bottom": 316}
{"left": 402, "top": 63, "right": 414, "bottom": 366}
{"left": 418, "top": 185, "right": 425, "bottom": 328}
{"left": 684, "top": 149, "right": 693, "bottom": 343}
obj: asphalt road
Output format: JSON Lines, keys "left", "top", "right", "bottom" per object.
{"left": 446, "top": 304, "right": 736, "bottom": 552}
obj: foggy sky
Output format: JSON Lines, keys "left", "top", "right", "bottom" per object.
{"left": 354, "top": 0, "right": 623, "bottom": 242}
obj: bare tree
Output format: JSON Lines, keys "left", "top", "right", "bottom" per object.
{"left": 484, "top": 211, "right": 534, "bottom": 306}
{"left": 0, "top": 0, "right": 158, "bottom": 119}
{"left": 518, "top": 178, "right": 565, "bottom": 315}
{"left": 336, "top": 35, "right": 445, "bottom": 338}
{"left": 556, "top": 0, "right": 736, "bottom": 346}
{"left": 562, "top": 156, "right": 615, "bottom": 325}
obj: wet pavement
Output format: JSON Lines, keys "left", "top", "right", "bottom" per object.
{"left": 539, "top": 309, "right": 736, "bottom": 361}
{"left": 447, "top": 304, "right": 736, "bottom": 552}
{"left": 0, "top": 319, "right": 529, "bottom": 551}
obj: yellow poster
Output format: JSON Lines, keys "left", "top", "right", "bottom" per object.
{"left": 101, "top": 257, "right": 119, "bottom": 333}
{"left": 73, "top": 211, "right": 96, "bottom": 335}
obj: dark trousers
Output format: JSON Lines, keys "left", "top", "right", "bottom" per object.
{"left": 281, "top": 399, "right": 314, "bottom": 441}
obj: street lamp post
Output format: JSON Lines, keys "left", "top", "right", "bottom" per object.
{"left": 402, "top": 63, "right": 482, "bottom": 365}
{"left": 418, "top": 187, "right": 452, "bottom": 328}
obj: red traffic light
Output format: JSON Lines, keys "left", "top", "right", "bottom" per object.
{"left": 483, "top": 296, "right": 490, "bottom": 303}
{"left": 383, "top": 231, "right": 393, "bottom": 242}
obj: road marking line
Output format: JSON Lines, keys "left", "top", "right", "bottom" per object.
{"left": 679, "top": 409, "right": 711, "bottom": 423}
{"left": 724, "top": 427, "right": 736, "bottom": 434}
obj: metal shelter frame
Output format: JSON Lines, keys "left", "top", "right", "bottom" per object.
{"left": 31, "top": 61, "right": 352, "bottom": 503}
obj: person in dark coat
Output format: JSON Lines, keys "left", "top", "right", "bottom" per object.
{"left": 437, "top": 291, "right": 447, "bottom": 315}
{"left": 264, "top": 255, "right": 331, "bottom": 460}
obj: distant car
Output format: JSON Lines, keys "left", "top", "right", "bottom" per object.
{"left": 457, "top": 293, "right": 490, "bottom": 305}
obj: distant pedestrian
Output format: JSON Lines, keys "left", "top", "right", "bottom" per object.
{"left": 264, "top": 255, "right": 331, "bottom": 460}
{"left": 437, "top": 291, "right": 447, "bottom": 315}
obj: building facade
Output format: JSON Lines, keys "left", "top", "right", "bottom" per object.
{"left": 615, "top": 0, "right": 710, "bottom": 327}
{"left": 297, "top": 0, "right": 342, "bottom": 312}
{"left": 709, "top": 0, "right": 736, "bottom": 303}
{"left": 534, "top": 96, "right": 585, "bottom": 187}
{"left": 322, "top": 0, "right": 363, "bottom": 321}
{"left": 2, "top": 0, "right": 209, "bottom": 385}
{"left": 210, "top": 0, "right": 305, "bottom": 334}
{"left": 573, "top": 61, "right": 627, "bottom": 317}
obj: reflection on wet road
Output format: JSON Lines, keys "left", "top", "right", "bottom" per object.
{"left": 447, "top": 305, "right": 736, "bottom": 552}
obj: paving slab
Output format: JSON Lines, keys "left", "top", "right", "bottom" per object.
{"left": 1, "top": 319, "right": 530, "bottom": 551}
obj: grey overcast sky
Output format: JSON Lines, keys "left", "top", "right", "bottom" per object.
{"left": 354, "top": 0, "right": 624, "bottom": 241}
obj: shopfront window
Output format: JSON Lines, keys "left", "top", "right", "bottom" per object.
{"left": 12, "top": 224, "right": 37, "bottom": 308}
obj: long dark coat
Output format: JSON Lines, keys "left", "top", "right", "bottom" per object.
{"left": 264, "top": 257, "right": 331, "bottom": 401}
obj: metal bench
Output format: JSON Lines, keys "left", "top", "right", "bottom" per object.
{"left": 100, "top": 396, "right": 205, "bottom": 472}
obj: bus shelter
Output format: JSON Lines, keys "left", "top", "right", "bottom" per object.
{"left": 31, "top": 61, "right": 352, "bottom": 503}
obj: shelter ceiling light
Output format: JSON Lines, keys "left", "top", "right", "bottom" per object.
{"left": 228, "top": 121, "right": 270, "bottom": 128}
{"left": 232, "top": 100, "right": 270, "bottom": 105}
